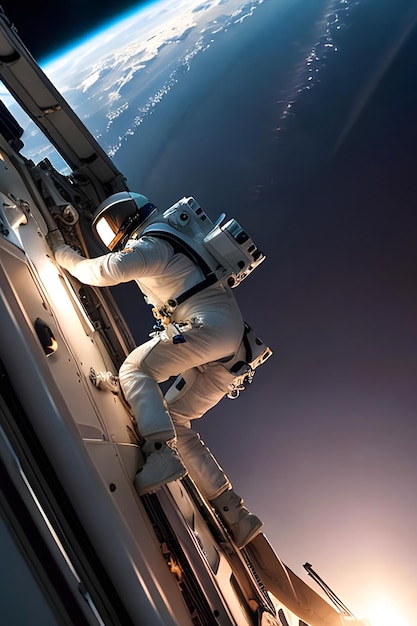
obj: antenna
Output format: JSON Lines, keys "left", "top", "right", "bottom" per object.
{"left": 303, "top": 562, "right": 357, "bottom": 619}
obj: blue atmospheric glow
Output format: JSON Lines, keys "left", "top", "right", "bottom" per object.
{"left": 40, "top": 0, "right": 159, "bottom": 66}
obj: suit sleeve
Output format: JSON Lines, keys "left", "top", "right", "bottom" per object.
{"left": 54, "top": 239, "right": 170, "bottom": 286}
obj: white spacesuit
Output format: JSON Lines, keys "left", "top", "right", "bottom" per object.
{"left": 52, "top": 192, "right": 264, "bottom": 548}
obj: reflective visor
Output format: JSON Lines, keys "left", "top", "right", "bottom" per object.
{"left": 95, "top": 216, "right": 117, "bottom": 248}
{"left": 97, "top": 202, "right": 157, "bottom": 251}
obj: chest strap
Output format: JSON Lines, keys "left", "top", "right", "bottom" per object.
{"left": 148, "top": 230, "right": 219, "bottom": 310}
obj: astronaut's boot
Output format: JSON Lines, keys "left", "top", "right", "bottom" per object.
{"left": 134, "top": 441, "right": 187, "bottom": 496}
{"left": 211, "top": 488, "right": 263, "bottom": 549}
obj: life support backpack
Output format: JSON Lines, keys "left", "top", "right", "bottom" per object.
{"left": 142, "top": 196, "right": 266, "bottom": 305}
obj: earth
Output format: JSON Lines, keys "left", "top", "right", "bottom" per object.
{"left": 8, "top": 0, "right": 417, "bottom": 623}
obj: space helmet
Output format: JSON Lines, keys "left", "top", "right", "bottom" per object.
{"left": 92, "top": 191, "right": 158, "bottom": 251}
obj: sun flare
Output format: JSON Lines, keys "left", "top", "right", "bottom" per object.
{"left": 367, "top": 602, "right": 409, "bottom": 626}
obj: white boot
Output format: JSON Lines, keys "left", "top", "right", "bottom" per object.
{"left": 134, "top": 441, "right": 187, "bottom": 496}
{"left": 211, "top": 489, "right": 263, "bottom": 549}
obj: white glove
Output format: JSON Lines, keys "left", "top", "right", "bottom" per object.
{"left": 46, "top": 229, "right": 66, "bottom": 253}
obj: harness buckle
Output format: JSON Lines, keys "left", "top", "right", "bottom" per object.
{"left": 152, "top": 298, "right": 178, "bottom": 326}
{"left": 226, "top": 325, "right": 273, "bottom": 399}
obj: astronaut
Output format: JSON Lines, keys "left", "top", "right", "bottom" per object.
{"left": 51, "top": 191, "right": 263, "bottom": 549}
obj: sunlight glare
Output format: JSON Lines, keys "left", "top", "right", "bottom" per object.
{"left": 367, "top": 602, "right": 409, "bottom": 626}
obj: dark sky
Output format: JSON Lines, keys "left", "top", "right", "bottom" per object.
{"left": 1, "top": 2, "right": 416, "bottom": 624}
{"left": 1, "top": 0, "right": 146, "bottom": 60}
